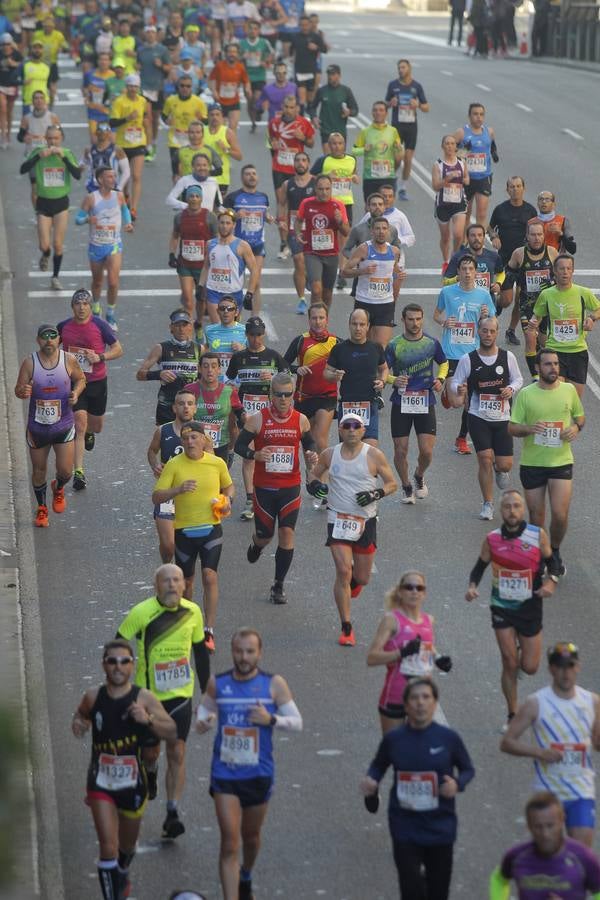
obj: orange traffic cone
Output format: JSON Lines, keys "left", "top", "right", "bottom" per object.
{"left": 520, "top": 31, "right": 529, "bottom": 56}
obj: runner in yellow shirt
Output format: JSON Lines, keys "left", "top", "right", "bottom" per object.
{"left": 32, "top": 16, "right": 68, "bottom": 106}
{"left": 161, "top": 76, "right": 208, "bottom": 183}
{"left": 22, "top": 41, "right": 50, "bottom": 113}
{"left": 109, "top": 73, "right": 151, "bottom": 221}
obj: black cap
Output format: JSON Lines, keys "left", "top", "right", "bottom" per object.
{"left": 327, "top": 64, "right": 341, "bottom": 74}
{"left": 37, "top": 323, "right": 58, "bottom": 337}
{"left": 170, "top": 309, "right": 193, "bottom": 324}
{"left": 548, "top": 642, "right": 579, "bottom": 666}
{"left": 245, "top": 316, "right": 265, "bottom": 334}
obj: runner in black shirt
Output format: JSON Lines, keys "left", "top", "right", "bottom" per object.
{"left": 289, "top": 15, "right": 327, "bottom": 113}
{"left": 488, "top": 176, "right": 537, "bottom": 265}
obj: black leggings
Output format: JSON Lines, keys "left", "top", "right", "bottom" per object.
{"left": 392, "top": 841, "right": 454, "bottom": 900}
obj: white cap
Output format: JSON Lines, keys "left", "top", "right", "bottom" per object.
{"left": 125, "top": 73, "right": 141, "bottom": 86}
{"left": 339, "top": 413, "right": 365, "bottom": 426}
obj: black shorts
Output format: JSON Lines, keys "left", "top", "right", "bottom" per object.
{"left": 174, "top": 524, "right": 223, "bottom": 577}
{"left": 26, "top": 424, "right": 75, "bottom": 449}
{"left": 141, "top": 90, "right": 163, "bottom": 111}
{"left": 295, "top": 396, "right": 337, "bottom": 419}
{"left": 223, "top": 100, "right": 240, "bottom": 113}
{"left": 73, "top": 378, "right": 108, "bottom": 416}
{"left": 144, "top": 696, "right": 193, "bottom": 746}
{"left": 395, "top": 122, "right": 417, "bottom": 151}
{"left": 254, "top": 484, "right": 301, "bottom": 538}
{"left": 464, "top": 175, "right": 492, "bottom": 199}
{"left": 363, "top": 177, "right": 397, "bottom": 204}
{"left": 556, "top": 349, "right": 588, "bottom": 385}
{"left": 210, "top": 775, "right": 273, "bottom": 808}
{"left": 214, "top": 443, "right": 229, "bottom": 462}
{"left": 354, "top": 299, "right": 395, "bottom": 328}
{"left": 378, "top": 702, "right": 406, "bottom": 720}
{"left": 391, "top": 403, "right": 436, "bottom": 438}
{"left": 272, "top": 169, "right": 289, "bottom": 191}
{"left": 48, "top": 62, "right": 59, "bottom": 84}
{"left": 468, "top": 414, "right": 513, "bottom": 456}
{"left": 434, "top": 201, "right": 466, "bottom": 224}
{"left": 295, "top": 75, "right": 315, "bottom": 92}
{"left": 491, "top": 600, "right": 542, "bottom": 638}
{"left": 520, "top": 463, "right": 573, "bottom": 491}
{"left": 326, "top": 514, "right": 377, "bottom": 552}
{"left": 251, "top": 242, "right": 265, "bottom": 257}
{"left": 124, "top": 145, "right": 147, "bottom": 160}
{"left": 251, "top": 79, "right": 266, "bottom": 92}
{"left": 36, "top": 194, "right": 69, "bottom": 217}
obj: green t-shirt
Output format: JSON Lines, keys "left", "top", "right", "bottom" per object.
{"left": 104, "top": 75, "right": 127, "bottom": 104}
{"left": 353, "top": 122, "right": 402, "bottom": 181}
{"left": 313, "top": 84, "right": 355, "bottom": 138}
{"left": 28, "top": 147, "right": 78, "bottom": 199}
{"left": 533, "top": 283, "right": 600, "bottom": 353}
{"left": 118, "top": 596, "right": 204, "bottom": 700}
{"left": 510, "top": 381, "right": 584, "bottom": 468}
{"left": 239, "top": 37, "right": 272, "bottom": 82}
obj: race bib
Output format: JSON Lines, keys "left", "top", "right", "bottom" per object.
{"left": 449, "top": 322, "right": 475, "bottom": 344}
{"left": 142, "top": 88, "right": 158, "bottom": 102}
{"left": 498, "top": 568, "right": 532, "bottom": 602}
{"left": 277, "top": 149, "right": 295, "bottom": 167}
{"left": 534, "top": 421, "right": 563, "bottom": 447}
{"left": 396, "top": 771, "right": 439, "bottom": 811}
{"left": 154, "top": 657, "right": 191, "bottom": 690}
{"left": 68, "top": 346, "right": 92, "bottom": 373}
{"left": 442, "top": 184, "right": 462, "bottom": 204}
{"left": 397, "top": 104, "right": 415, "bottom": 123}
{"left": 525, "top": 268, "right": 550, "bottom": 294}
{"left": 34, "top": 399, "right": 61, "bottom": 425}
{"left": 401, "top": 390, "right": 428, "bottom": 414}
{"left": 478, "top": 393, "right": 507, "bottom": 420}
{"left": 289, "top": 213, "right": 297, "bottom": 231}
{"left": 553, "top": 318, "right": 579, "bottom": 343}
{"left": 181, "top": 239, "right": 205, "bottom": 261}
{"left": 370, "top": 159, "right": 390, "bottom": 178}
{"left": 243, "top": 393, "right": 269, "bottom": 413}
{"left": 42, "top": 167, "right": 65, "bottom": 188}
{"left": 172, "top": 129, "right": 190, "bottom": 147}
{"left": 220, "top": 726, "right": 259, "bottom": 766}
{"left": 550, "top": 742, "right": 587, "bottom": 772}
{"left": 466, "top": 152, "right": 486, "bottom": 174}
{"left": 367, "top": 277, "right": 392, "bottom": 302}
{"left": 341, "top": 401, "right": 370, "bottom": 425}
{"left": 124, "top": 127, "right": 142, "bottom": 144}
{"left": 159, "top": 499, "right": 175, "bottom": 516}
{"left": 210, "top": 267, "right": 232, "bottom": 287}
{"left": 240, "top": 210, "right": 263, "bottom": 233}
{"left": 332, "top": 512, "right": 365, "bottom": 541}
{"left": 93, "top": 224, "right": 116, "bottom": 245}
{"left": 311, "top": 229, "right": 334, "bottom": 252}
{"left": 219, "top": 81, "right": 238, "bottom": 99}
{"left": 265, "top": 445, "right": 294, "bottom": 473}
{"left": 201, "top": 420, "right": 223, "bottom": 445}
{"left": 332, "top": 178, "right": 352, "bottom": 197}
{"left": 474, "top": 272, "right": 491, "bottom": 290}
{"left": 245, "top": 52, "right": 261, "bottom": 68}
{"left": 96, "top": 753, "right": 138, "bottom": 791}
{"left": 217, "top": 352, "right": 231, "bottom": 375}
{"left": 400, "top": 640, "right": 435, "bottom": 676}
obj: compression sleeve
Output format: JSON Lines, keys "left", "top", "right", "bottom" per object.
{"left": 234, "top": 428, "right": 255, "bottom": 459}
{"left": 273, "top": 699, "right": 303, "bottom": 731}
{"left": 193, "top": 641, "right": 210, "bottom": 693}
{"left": 17, "top": 127, "right": 26, "bottom": 142}
{"left": 109, "top": 116, "right": 128, "bottom": 128}
{"left": 75, "top": 209, "right": 88, "bottom": 225}
{"left": 196, "top": 692, "right": 218, "bottom": 724}
{"left": 116, "top": 154, "right": 130, "bottom": 190}
{"left": 64, "top": 155, "right": 81, "bottom": 179}
{"left": 20, "top": 152, "right": 40, "bottom": 174}
{"left": 502, "top": 266, "right": 518, "bottom": 291}
{"left": 121, "top": 203, "right": 132, "bottom": 226}
{"left": 469, "top": 557, "right": 489, "bottom": 586}
{"left": 489, "top": 867, "right": 511, "bottom": 900}
{"left": 301, "top": 431, "right": 317, "bottom": 452}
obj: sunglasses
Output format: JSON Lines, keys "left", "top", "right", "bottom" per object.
{"left": 218, "top": 305, "right": 237, "bottom": 312}
{"left": 104, "top": 656, "right": 134, "bottom": 666}
{"left": 341, "top": 421, "right": 363, "bottom": 430}
{"left": 273, "top": 390, "right": 293, "bottom": 398}
{"left": 39, "top": 330, "right": 58, "bottom": 339}
{"left": 400, "top": 583, "right": 425, "bottom": 592}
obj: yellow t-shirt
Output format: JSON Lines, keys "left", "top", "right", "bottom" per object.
{"left": 111, "top": 35, "right": 137, "bottom": 75}
{"left": 23, "top": 60, "right": 50, "bottom": 104}
{"left": 111, "top": 93, "right": 148, "bottom": 148}
{"left": 154, "top": 451, "right": 232, "bottom": 529}
{"left": 32, "top": 29, "right": 68, "bottom": 64}
{"left": 203, "top": 123, "right": 230, "bottom": 186}
{"left": 163, "top": 94, "right": 208, "bottom": 148}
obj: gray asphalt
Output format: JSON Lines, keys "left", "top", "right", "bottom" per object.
{"left": 3, "top": 11, "right": 600, "bottom": 899}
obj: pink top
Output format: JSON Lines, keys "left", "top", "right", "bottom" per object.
{"left": 378, "top": 609, "right": 435, "bottom": 710}
{"left": 58, "top": 315, "right": 117, "bottom": 382}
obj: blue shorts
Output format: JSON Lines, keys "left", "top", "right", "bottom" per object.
{"left": 206, "top": 288, "right": 243, "bottom": 308}
{"left": 88, "top": 241, "right": 122, "bottom": 262}
{"left": 249, "top": 241, "right": 266, "bottom": 258}
{"left": 337, "top": 400, "right": 379, "bottom": 441}
{"left": 287, "top": 231, "right": 304, "bottom": 256}
{"left": 563, "top": 798, "right": 595, "bottom": 830}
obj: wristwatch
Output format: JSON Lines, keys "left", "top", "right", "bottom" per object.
{"left": 269, "top": 714, "right": 277, "bottom": 727}
{"left": 548, "top": 575, "right": 559, "bottom": 584}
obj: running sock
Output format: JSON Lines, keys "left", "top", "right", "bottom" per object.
{"left": 349, "top": 576, "right": 358, "bottom": 592}
{"left": 167, "top": 800, "right": 178, "bottom": 813}
{"left": 107, "top": 303, "right": 116, "bottom": 314}
{"left": 400, "top": 180, "right": 407, "bottom": 190}
{"left": 525, "top": 352, "right": 537, "bottom": 376}
{"left": 118, "top": 849, "right": 135, "bottom": 872}
{"left": 246, "top": 492, "right": 253, "bottom": 501}
{"left": 458, "top": 408, "right": 469, "bottom": 439}
{"left": 240, "top": 867, "right": 252, "bottom": 883}
{"left": 42, "top": 248, "right": 51, "bottom": 259}
{"left": 341, "top": 621, "right": 352, "bottom": 636}
{"left": 274, "top": 547, "right": 293, "bottom": 583}
{"left": 55, "top": 473, "right": 71, "bottom": 489}
{"left": 97, "top": 859, "right": 119, "bottom": 900}
{"left": 52, "top": 254, "right": 63, "bottom": 277}
{"left": 33, "top": 482, "right": 47, "bottom": 506}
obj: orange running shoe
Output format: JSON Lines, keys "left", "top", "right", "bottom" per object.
{"left": 51, "top": 479, "right": 66, "bottom": 513}
{"left": 454, "top": 436, "right": 472, "bottom": 455}
{"left": 350, "top": 583, "right": 363, "bottom": 599}
{"left": 34, "top": 505, "right": 49, "bottom": 527}
{"left": 338, "top": 626, "right": 356, "bottom": 647}
{"left": 204, "top": 630, "right": 215, "bottom": 653}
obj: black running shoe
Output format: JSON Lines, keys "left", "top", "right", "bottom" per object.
{"left": 162, "top": 809, "right": 185, "bottom": 839}
{"left": 269, "top": 582, "right": 287, "bottom": 605}
{"left": 146, "top": 769, "right": 158, "bottom": 800}
{"left": 85, "top": 432, "right": 95, "bottom": 451}
{"left": 73, "top": 469, "right": 87, "bottom": 491}
{"left": 239, "top": 879, "right": 255, "bottom": 900}
{"left": 247, "top": 542, "right": 262, "bottom": 564}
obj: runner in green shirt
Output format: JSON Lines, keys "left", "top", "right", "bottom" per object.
{"left": 531, "top": 254, "right": 600, "bottom": 397}
{"left": 239, "top": 21, "right": 274, "bottom": 132}
{"left": 352, "top": 99, "right": 403, "bottom": 204}
{"left": 103, "top": 59, "right": 127, "bottom": 104}
{"left": 117, "top": 563, "right": 210, "bottom": 839}
{"left": 19, "top": 123, "right": 81, "bottom": 290}
{"left": 509, "top": 347, "right": 584, "bottom": 579}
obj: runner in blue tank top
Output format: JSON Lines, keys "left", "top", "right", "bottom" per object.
{"left": 453, "top": 103, "right": 498, "bottom": 232}
{"left": 196, "top": 628, "right": 302, "bottom": 900}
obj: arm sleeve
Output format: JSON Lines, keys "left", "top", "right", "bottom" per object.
{"left": 283, "top": 335, "right": 302, "bottom": 367}
{"left": 309, "top": 154, "right": 325, "bottom": 175}
{"left": 434, "top": 340, "right": 448, "bottom": 367}
{"left": 116, "top": 154, "right": 130, "bottom": 190}
{"left": 20, "top": 152, "right": 40, "bottom": 174}
{"left": 507, "top": 352, "right": 524, "bottom": 394}
{"left": 234, "top": 428, "right": 255, "bottom": 458}
{"left": 453, "top": 733, "right": 475, "bottom": 791}
{"left": 366, "top": 734, "right": 391, "bottom": 783}
{"left": 396, "top": 213, "right": 416, "bottom": 248}
{"left": 273, "top": 699, "right": 302, "bottom": 731}
{"left": 166, "top": 177, "right": 188, "bottom": 210}
{"left": 489, "top": 867, "right": 511, "bottom": 900}
{"left": 193, "top": 640, "right": 210, "bottom": 693}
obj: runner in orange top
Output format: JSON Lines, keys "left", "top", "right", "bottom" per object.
{"left": 208, "top": 43, "right": 251, "bottom": 131}
{"left": 529, "top": 190, "right": 576, "bottom": 254}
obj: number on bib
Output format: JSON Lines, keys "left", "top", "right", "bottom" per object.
{"left": 332, "top": 512, "right": 365, "bottom": 541}
{"left": 478, "top": 393, "right": 507, "bottom": 420}
{"left": 34, "top": 399, "right": 61, "bottom": 425}
{"left": 265, "top": 446, "right": 294, "bottom": 473}
{"left": 442, "top": 184, "right": 462, "bottom": 204}
{"left": 550, "top": 742, "right": 587, "bottom": 772}
{"left": 181, "top": 239, "right": 205, "bottom": 262}
{"left": 220, "top": 726, "right": 259, "bottom": 766}
{"left": 466, "top": 152, "right": 486, "bottom": 174}
{"left": 96, "top": 754, "right": 138, "bottom": 791}
{"left": 396, "top": 771, "right": 439, "bottom": 811}
{"left": 42, "top": 167, "right": 65, "bottom": 188}
{"left": 371, "top": 160, "right": 390, "bottom": 178}
{"left": 341, "top": 401, "right": 370, "bottom": 425}
{"left": 124, "top": 127, "right": 142, "bottom": 145}
{"left": 153, "top": 657, "right": 191, "bottom": 690}
{"left": 498, "top": 568, "right": 532, "bottom": 602}
{"left": 525, "top": 268, "right": 550, "bottom": 294}
{"left": 243, "top": 393, "right": 269, "bottom": 413}
{"left": 533, "top": 421, "right": 563, "bottom": 447}
{"left": 311, "top": 230, "right": 334, "bottom": 252}
{"left": 449, "top": 323, "right": 475, "bottom": 344}
{"left": 69, "top": 346, "right": 92, "bottom": 373}
{"left": 553, "top": 319, "right": 579, "bottom": 343}
{"left": 400, "top": 390, "right": 429, "bottom": 414}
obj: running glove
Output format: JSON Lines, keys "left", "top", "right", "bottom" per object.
{"left": 435, "top": 655, "right": 453, "bottom": 673}
{"left": 307, "top": 480, "right": 328, "bottom": 499}
{"left": 401, "top": 637, "right": 421, "bottom": 659}
{"left": 355, "top": 488, "right": 384, "bottom": 507}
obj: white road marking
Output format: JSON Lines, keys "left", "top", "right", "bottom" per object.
{"left": 586, "top": 374, "right": 600, "bottom": 402}
{"left": 259, "top": 309, "right": 279, "bottom": 342}
{"left": 515, "top": 103, "right": 532, "bottom": 112}
{"left": 28, "top": 288, "right": 303, "bottom": 298}
{"left": 441, "top": 70, "right": 453, "bottom": 76}
{"left": 317, "top": 749, "right": 343, "bottom": 756}
{"left": 562, "top": 128, "right": 584, "bottom": 140}
{"left": 475, "top": 83, "right": 491, "bottom": 92}
{"left": 377, "top": 26, "right": 452, "bottom": 48}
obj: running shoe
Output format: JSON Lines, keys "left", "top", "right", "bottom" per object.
{"left": 106, "top": 308, "right": 118, "bottom": 331}
{"left": 239, "top": 880, "right": 255, "bottom": 900}
{"left": 454, "top": 437, "right": 472, "bottom": 455}
{"left": 39, "top": 252, "right": 49, "bottom": 271}
{"left": 204, "top": 630, "right": 215, "bottom": 653}
{"left": 495, "top": 469, "right": 510, "bottom": 490}
{"left": 296, "top": 297, "right": 308, "bottom": 315}
{"left": 91, "top": 301, "right": 102, "bottom": 316}
{"left": 335, "top": 275, "right": 347, "bottom": 290}
{"left": 162, "top": 809, "right": 185, "bottom": 839}
{"left": 504, "top": 327, "right": 521, "bottom": 346}
{"left": 401, "top": 485, "right": 416, "bottom": 505}
{"left": 51, "top": 480, "right": 66, "bottom": 514}
{"left": 501, "top": 712, "right": 515, "bottom": 734}
{"left": 51, "top": 276, "right": 62, "bottom": 291}
{"left": 34, "top": 504, "right": 49, "bottom": 527}
{"left": 118, "top": 875, "right": 131, "bottom": 900}
{"left": 338, "top": 626, "right": 356, "bottom": 647}
{"left": 552, "top": 550, "right": 567, "bottom": 578}
{"left": 247, "top": 542, "right": 262, "bottom": 563}
{"left": 479, "top": 501, "right": 494, "bottom": 521}
{"left": 414, "top": 473, "right": 429, "bottom": 499}
{"left": 84, "top": 432, "right": 95, "bottom": 451}
{"left": 250, "top": 122, "right": 256, "bottom": 134}
{"left": 240, "top": 499, "right": 254, "bottom": 521}
{"left": 278, "top": 243, "right": 291, "bottom": 260}
{"left": 441, "top": 261, "right": 449, "bottom": 277}
{"left": 73, "top": 469, "right": 87, "bottom": 491}
{"left": 269, "top": 582, "right": 287, "bottom": 605}
{"left": 350, "top": 582, "right": 363, "bottom": 599}
{"left": 146, "top": 769, "right": 158, "bottom": 800}
{"left": 397, "top": 187, "right": 409, "bottom": 201}
{"left": 145, "top": 146, "right": 156, "bottom": 162}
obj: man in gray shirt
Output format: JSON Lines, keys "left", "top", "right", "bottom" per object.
{"left": 137, "top": 24, "right": 171, "bottom": 159}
